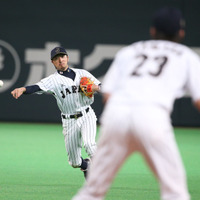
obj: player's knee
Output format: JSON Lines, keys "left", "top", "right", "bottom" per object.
{"left": 84, "top": 143, "right": 96, "bottom": 157}
{"left": 149, "top": 133, "right": 165, "bottom": 146}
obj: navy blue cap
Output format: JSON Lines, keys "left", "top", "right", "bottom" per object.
{"left": 152, "top": 7, "right": 185, "bottom": 36}
{"left": 51, "top": 47, "right": 68, "bottom": 60}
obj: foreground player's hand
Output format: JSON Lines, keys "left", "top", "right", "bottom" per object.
{"left": 11, "top": 87, "right": 26, "bottom": 99}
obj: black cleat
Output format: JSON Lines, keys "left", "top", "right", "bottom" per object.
{"left": 80, "top": 158, "right": 90, "bottom": 179}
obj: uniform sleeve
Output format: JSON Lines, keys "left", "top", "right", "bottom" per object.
{"left": 24, "top": 85, "right": 41, "bottom": 94}
{"left": 36, "top": 75, "right": 55, "bottom": 95}
{"left": 186, "top": 53, "right": 200, "bottom": 102}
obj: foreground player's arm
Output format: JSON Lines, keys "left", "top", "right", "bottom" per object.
{"left": 103, "top": 93, "right": 111, "bottom": 104}
{"left": 11, "top": 85, "right": 41, "bottom": 99}
{"left": 194, "top": 99, "right": 200, "bottom": 111}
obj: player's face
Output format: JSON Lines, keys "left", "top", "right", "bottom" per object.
{"left": 52, "top": 54, "right": 69, "bottom": 71}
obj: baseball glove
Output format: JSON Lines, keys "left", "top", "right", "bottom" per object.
{"left": 80, "top": 77, "right": 94, "bottom": 98}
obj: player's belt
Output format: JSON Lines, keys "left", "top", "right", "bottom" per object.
{"left": 62, "top": 107, "right": 89, "bottom": 119}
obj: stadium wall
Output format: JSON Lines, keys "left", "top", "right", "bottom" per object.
{"left": 0, "top": 0, "right": 200, "bottom": 126}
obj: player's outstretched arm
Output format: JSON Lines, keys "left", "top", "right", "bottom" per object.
{"left": 11, "top": 87, "right": 26, "bottom": 99}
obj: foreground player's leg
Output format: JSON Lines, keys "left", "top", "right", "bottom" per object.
{"left": 73, "top": 126, "right": 133, "bottom": 200}
{"left": 132, "top": 106, "right": 190, "bottom": 200}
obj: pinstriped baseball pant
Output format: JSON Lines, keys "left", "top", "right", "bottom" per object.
{"left": 62, "top": 107, "right": 97, "bottom": 168}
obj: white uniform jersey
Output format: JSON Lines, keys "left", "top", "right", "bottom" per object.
{"left": 102, "top": 40, "right": 200, "bottom": 112}
{"left": 36, "top": 68, "right": 101, "bottom": 115}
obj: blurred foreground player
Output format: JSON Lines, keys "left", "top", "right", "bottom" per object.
{"left": 72, "top": 7, "right": 200, "bottom": 200}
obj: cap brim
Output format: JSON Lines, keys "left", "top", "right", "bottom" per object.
{"left": 51, "top": 52, "right": 68, "bottom": 60}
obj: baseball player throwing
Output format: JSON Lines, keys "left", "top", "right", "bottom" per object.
{"left": 72, "top": 7, "right": 200, "bottom": 200}
{"left": 11, "top": 47, "right": 101, "bottom": 179}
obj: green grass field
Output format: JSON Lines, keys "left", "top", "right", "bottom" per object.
{"left": 0, "top": 122, "right": 200, "bottom": 200}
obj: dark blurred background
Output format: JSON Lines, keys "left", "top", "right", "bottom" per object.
{"left": 0, "top": 0, "right": 200, "bottom": 126}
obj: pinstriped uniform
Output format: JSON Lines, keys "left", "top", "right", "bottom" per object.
{"left": 36, "top": 68, "right": 100, "bottom": 168}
